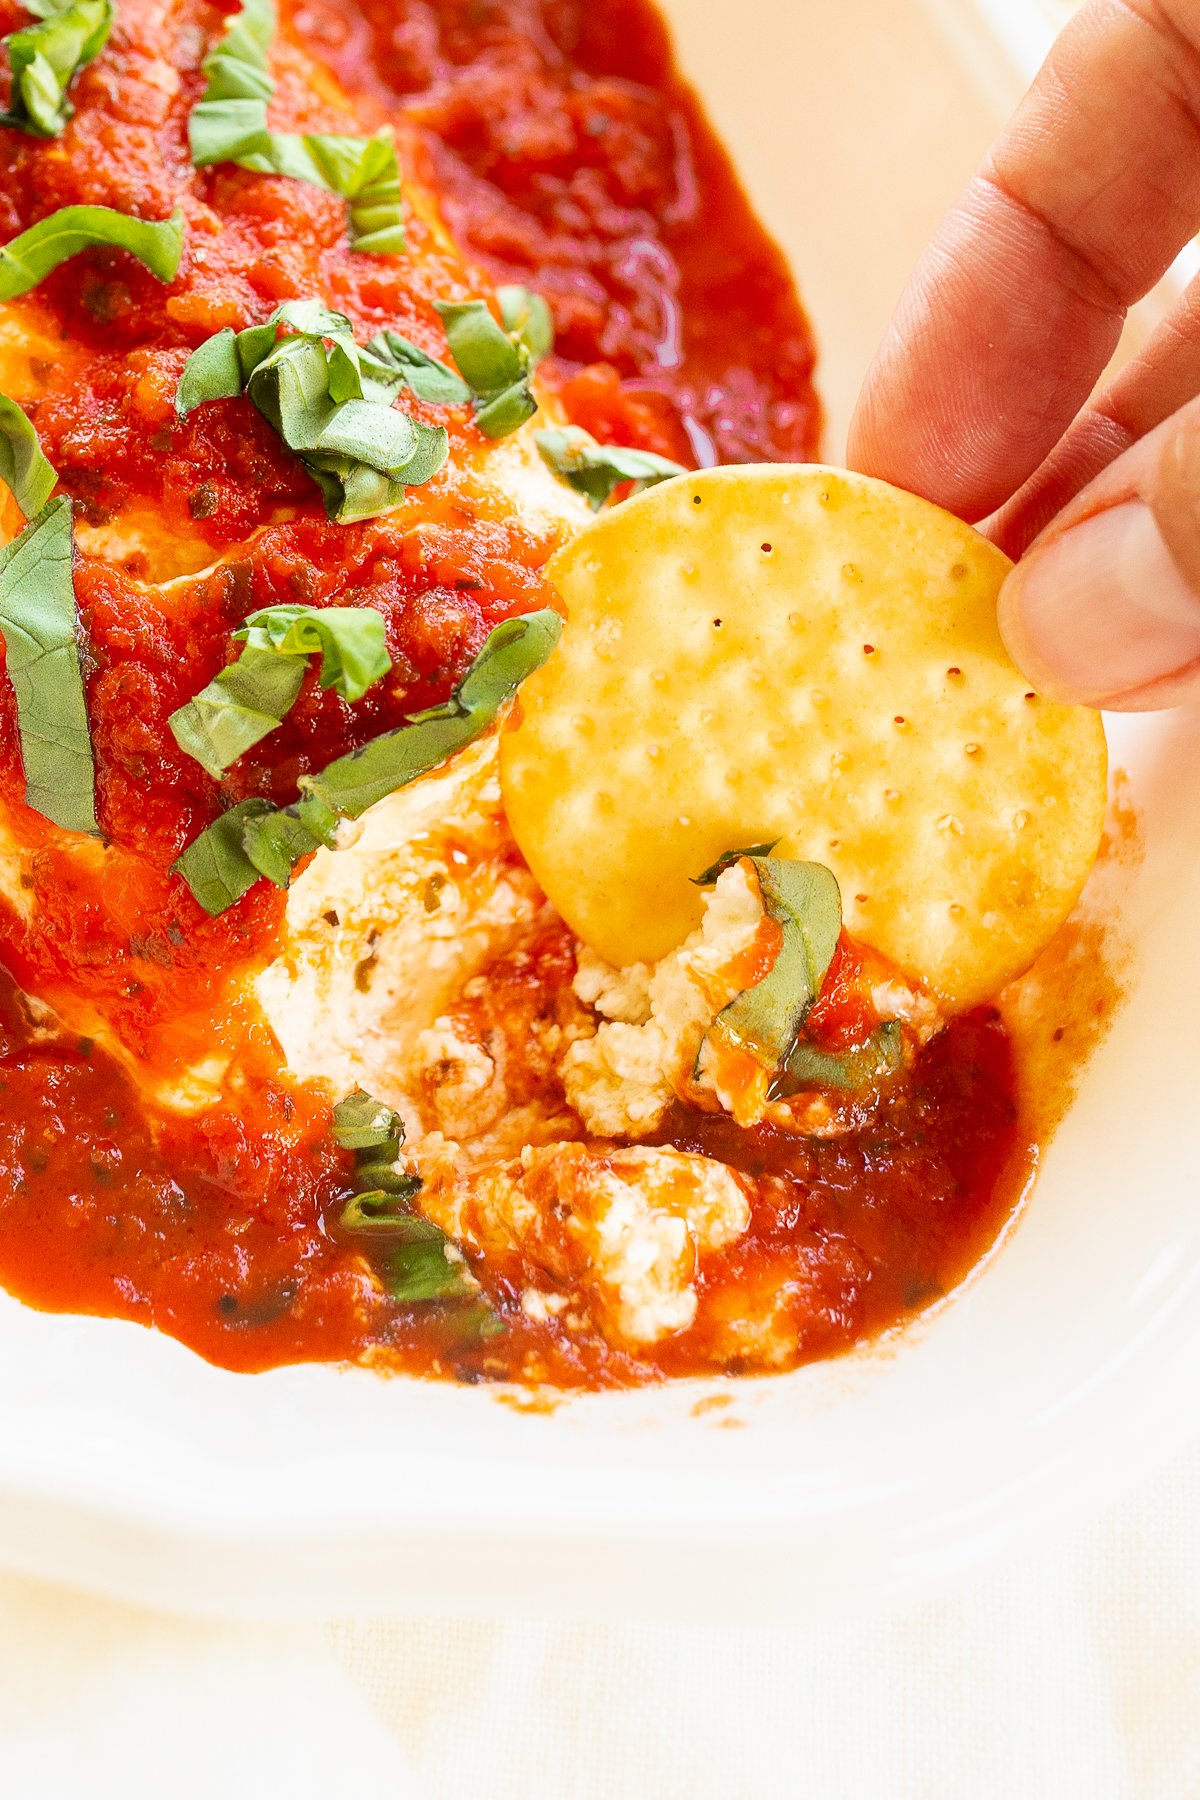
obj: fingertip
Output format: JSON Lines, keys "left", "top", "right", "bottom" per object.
{"left": 998, "top": 499, "right": 1200, "bottom": 708}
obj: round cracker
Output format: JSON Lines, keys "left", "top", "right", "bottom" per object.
{"left": 499, "top": 464, "right": 1107, "bottom": 1007}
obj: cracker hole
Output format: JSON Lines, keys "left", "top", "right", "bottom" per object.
{"left": 760, "top": 542, "right": 773, "bottom": 554}
{"left": 692, "top": 494, "right": 703, "bottom": 506}
{"left": 862, "top": 644, "right": 875, "bottom": 656}
{"left": 951, "top": 562, "right": 968, "bottom": 579}
{"left": 947, "top": 666, "right": 961, "bottom": 679}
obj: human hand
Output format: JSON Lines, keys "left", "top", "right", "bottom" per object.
{"left": 848, "top": 0, "right": 1200, "bottom": 710}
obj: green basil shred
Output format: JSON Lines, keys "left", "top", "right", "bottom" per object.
{"left": 332, "top": 1089, "right": 493, "bottom": 1317}
{"left": 168, "top": 603, "right": 391, "bottom": 778}
{"left": 0, "top": 495, "right": 99, "bottom": 835}
{"left": 172, "top": 607, "right": 561, "bottom": 915}
{"left": 0, "top": 0, "right": 114, "bottom": 138}
{"left": 434, "top": 292, "right": 550, "bottom": 440}
{"left": 188, "top": 0, "right": 406, "bottom": 255}
{"left": 695, "top": 852, "right": 905, "bottom": 1094}
{"left": 696, "top": 853, "right": 842, "bottom": 1079}
{"left": 0, "top": 204, "right": 185, "bottom": 301}
{"left": 0, "top": 392, "right": 56, "bottom": 517}
{"left": 535, "top": 425, "right": 686, "bottom": 510}
{"left": 777, "top": 1021, "right": 903, "bottom": 1095}
{"left": 175, "top": 300, "right": 450, "bottom": 523}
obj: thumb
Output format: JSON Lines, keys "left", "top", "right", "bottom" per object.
{"left": 997, "top": 392, "right": 1200, "bottom": 710}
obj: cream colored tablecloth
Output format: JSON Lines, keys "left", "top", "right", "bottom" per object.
{"left": 3, "top": 1440, "right": 1199, "bottom": 1798}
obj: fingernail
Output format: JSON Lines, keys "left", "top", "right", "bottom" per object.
{"left": 998, "top": 499, "right": 1200, "bottom": 705}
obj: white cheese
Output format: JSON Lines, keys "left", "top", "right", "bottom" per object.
{"left": 421, "top": 1139, "right": 751, "bottom": 1348}
{"left": 561, "top": 861, "right": 764, "bottom": 1137}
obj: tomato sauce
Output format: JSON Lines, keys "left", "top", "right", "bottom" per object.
{"left": 0, "top": 0, "right": 1039, "bottom": 1386}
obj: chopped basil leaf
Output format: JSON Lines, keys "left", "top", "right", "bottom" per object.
{"left": 172, "top": 608, "right": 560, "bottom": 913}
{"left": 299, "top": 608, "right": 561, "bottom": 821}
{"left": 436, "top": 300, "right": 523, "bottom": 393}
{"left": 435, "top": 297, "right": 540, "bottom": 440}
{"left": 0, "top": 204, "right": 184, "bottom": 301}
{"left": 0, "top": 392, "right": 56, "bottom": 517}
{"left": 339, "top": 1203, "right": 480, "bottom": 1306}
{"left": 354, "top": 1159, "right": 423, "bottom": 1197}
{"left": 173, "top": 329, "right": 245, "bottom": 414}
{"left": 496, "top": 284, "right": 554, "bottom": 364}
{"left": 339, "top": 1188, "right": 426, "bottom": 1232}
{"left": 0, "top": 496, "right": 98, "bottom": 835}
{"left": 332, "top": 1087, "right": 404, "bottom": 1154}
{"left": 240, "top": 803, "right": 326, "bottom": 888}
{"left": 170, "top": 796, "right": 272, "bottom": 915}
{"left": 360, "top": 330, "right": 470, "bottom": 406}
{"left": 169, "top": 646, "right": 305, "bottom": 780}
{"left": 175, "top": 302, "right": 449, "bottom": 523}
{"left": 777, "top": 1020, "right": 904, "bottom": 1095}
{"left": 692, "top": 841, "right": 781, "bottom": 887}
{"left": 0, "top": 0, "right": 114, "bottom": 138}
{"left": 382, "top": 1232, "right": 479, "bottom": 1305}
{"left": 240, "top": 604, "right": 390, "bottom": 701}
{"left": 473, "top": 379, "right": 537, "bottom": 440}
{"left": 169, "top": 604, "right": 391, "bottom": 778}
{"left": 334, "top": 1116, "right": 494, "bottom": 1315}
{"left": 535, "top": 425, "right": 686, "bottom": 510}
{"left": 188, "top": 0, "right": 406, "bottom": 254}
{"left": 703, "top": 855, "right": 842, "bottom": 1076}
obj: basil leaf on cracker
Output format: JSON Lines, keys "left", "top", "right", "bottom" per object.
{"left": 704, "top": 856, "right": 841, "bottom": 1074}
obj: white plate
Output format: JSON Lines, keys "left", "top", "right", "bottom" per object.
{"left": 4, "top": 0, "right": 1197, "bottom": 1622}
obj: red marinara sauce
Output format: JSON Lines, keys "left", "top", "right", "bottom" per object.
{"left": 0, "top": 0, "right": 1035, "bottom": 1385}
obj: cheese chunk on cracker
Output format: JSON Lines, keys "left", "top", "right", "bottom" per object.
{"left": 499, "top": 464, "right": 1107, "bottom": 1009}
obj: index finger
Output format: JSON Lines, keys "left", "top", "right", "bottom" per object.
{"left": 847, "top": 0, "right": 1200, "bottom": 521}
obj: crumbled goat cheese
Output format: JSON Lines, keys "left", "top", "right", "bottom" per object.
{"left": 561, "top": 862, "right": 764, "bottom": 1137}
{"left": 420, "top": 1140, "right": 751, "bottom": 1347}
{"left": 255, "top": 735, "right": 549, "bottom": 1140}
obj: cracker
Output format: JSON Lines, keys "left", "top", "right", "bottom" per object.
{"left": 499, "top": 465, "right": 1107, "bottom": 1007}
